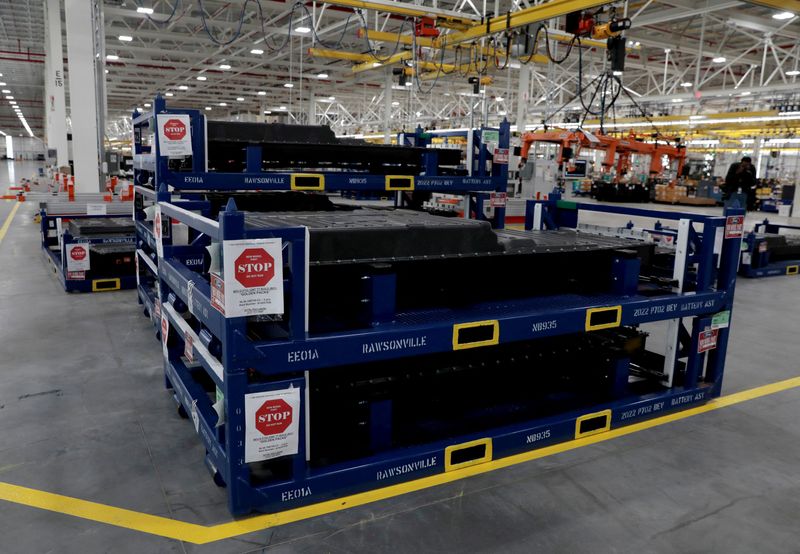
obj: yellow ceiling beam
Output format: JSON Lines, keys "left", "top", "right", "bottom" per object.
{"left": 359, "top": 27, "right": 611, "bottom": 54}
{"left": 351, "top": 51, "right": 413, "bottom": 73}
{"left": 434, "top": 0, "right": 612, "bottom": 47}
{"left": 308, "top": 47, "right": 373, "bottom": 62}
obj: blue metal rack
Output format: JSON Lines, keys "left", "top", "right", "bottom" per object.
{"left": 40, "top": 211, "right": 137, "bottom": 293}
{"left": 133, "top": 95, "right": 511, "bottom": 316}
{"left": 739, "top": 220, "right": 800, "bottom": 278}
{"left": 153, "top": 191, "right": 744, "bottom": 516}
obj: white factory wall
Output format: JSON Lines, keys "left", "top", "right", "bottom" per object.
{"left": 0, "top": 136, "right": 46, "bottom": 160}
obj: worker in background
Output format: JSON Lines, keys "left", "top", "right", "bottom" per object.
{"left": 724, "top": 156, "right": 757, "bottom": 210}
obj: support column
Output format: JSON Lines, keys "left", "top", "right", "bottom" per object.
{"left": 515, "top": 65, "right": 531, "bottom": 134}
{"left": 383, "top": 69, "right": 393, "bottom": 144}
{"left": 306, "top": 88, "right": 316, "bottom": 125}
{"left": 64, "top": 0, "right": 104, "bottom": 192}
{"left": 44, "top": 0, "right": 69, "bottom": 167}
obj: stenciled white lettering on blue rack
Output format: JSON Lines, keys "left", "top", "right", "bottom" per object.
{"left": 376, "top": 456, "right": 437, "bottom": 480}
{"left": 525, "top": 429, "right": 551, "bottom": 444}
{"left": 620, "top": 401, "right": 666, "bottom": 421}
{"left": 417, "top": 179, "right": 454, "bottom": 187}
{"left": 287, "top": 348, "right": 319, "bottom": 363}
{"left": 671, "top": 391, "right": 705, "bottom": 407}
{"left": 680, "top": 300, "right": 706, "bottom": 311}
{"left": 281, "top": 486, "right": 312, "bottom": 502}
{"left": 362, "top": 335, "right": 427, "bottom": 354}
{"left": 184, "top": 176, "right": 204, "bottom": 183}
{"left": 531, "top": 319, "right": 558, "bottom": 333}
{"left": 348, "top": 177, "right": 367, "bottom": 184}
{"left": 244, "top": 176, "right": 285, "bottom": 185}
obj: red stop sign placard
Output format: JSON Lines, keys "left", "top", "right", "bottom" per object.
{"left": 255, "top": 399, "right": 292, "bottom": 435}
{"left": 163, "top": 118, "right": 187, "bottom": 140}
{"left": 70, "top": 246, "right": 87, "bottom": 260}
{"left": 235, "top": 248, "right": 275, "bottom": 288}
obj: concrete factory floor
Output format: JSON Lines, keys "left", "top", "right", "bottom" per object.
{"left": 1, "top": 160, "right": 800, "bottom": 553}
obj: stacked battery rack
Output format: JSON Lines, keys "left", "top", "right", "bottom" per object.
{"left": 133, "top": 95, "right": 510, "bottom": 332}
{"left": 37, "top": 194, "right": 136, "bottom": 293}
{"left": 739, "top": 220, "right": 800, "bottom": 278}
{"left": 133, "top": 96, "right": 743, "bottom": 516}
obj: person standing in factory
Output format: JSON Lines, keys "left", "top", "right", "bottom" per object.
{"left": 724, "top": 156, "right": 757, "bottom": 210}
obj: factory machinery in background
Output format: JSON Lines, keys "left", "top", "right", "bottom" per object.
{"left": 517, "top": 129, "right": 686, "bottom": 203}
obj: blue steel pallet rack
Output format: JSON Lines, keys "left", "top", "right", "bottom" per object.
{"left": 133, "top": 95, "right": 510, "bottom": 322}
{"left": 40, "top": 210, "right": 137, "bottom": 293}
{"left": 739, "top": 220, "right": 800, "bottom": 278}
{"left": 154, "top": 192, "right": 744, "bottom": 516}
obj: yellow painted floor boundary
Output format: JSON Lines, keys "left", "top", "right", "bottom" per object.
{"left": 1, "top": 375, "right": 799, "bottom": 544}
{"left": 0, "top": 201, "right": 20, "bottom": 244}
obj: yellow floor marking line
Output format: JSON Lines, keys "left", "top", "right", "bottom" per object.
{"left": 1, "top": 375, "right": 800, "bottom": 544}
{"left": 0, "top": 201, "right": 20, "bottom": 243}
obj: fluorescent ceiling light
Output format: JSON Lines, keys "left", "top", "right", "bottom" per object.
{"left": 165, "top": 92, "right": 173, "bottom": 97}
{"left": 612, "top": 70, "right": 623, "bottom": 76}
{"left": 773, "top": 11, "right": 795, "bottom": 20}
{"left": 136, "top": 7, "right": 154, "bottom": 14}
{"left": 787, "top": 70, "right": 800, "bottom": 76}
{"left": 496, "top": 96, "right": 504, "bottom": 102}
{"left": 257, "top": 91, "right": 266, "bottom": 95}
{"left": 1, "top": 90, "right": 9, "bottom": 94}
{"left": 250, "top": 49, "right": 264, "bottom": 55}
{"left": 219, "top": 64, "right": 231, "bottom": 70}
{"left": 219, "top": 102, "right": 227, "bottom": 106}
{"left": 144, "top": 103, "right": 151, "bottom": 107}
{"left": 279, "top": 106, "right": 287, "bottom": 110}
{"left": 9, "top": 101, "right": 16, "bottom": 105}
{"left": 316, "top": 73, "right": 329, "bottom": 79}
{"left": 689, "top": 115, "right": 706, "bottom": 120}
{"left": 196, "top": 75, "right": 207, "bottom": 81}
{"left": 295, "top": 26, "right": 311, "bottom": 34}
{"left": 106, "top": 54, "right": 119, "bottom": 60}
{"left": 712, "top": 56, "right": 726, "bottom": 63}
{"left": 498, "top": 110, "right": 507, "bottom": 116}
{"left": 681, "top": 82, "right": 693, "bottom": 87}
{"left": 739, "top": 91, "right": 751, "bottom": 96}
{"left": 264, "top": 110, "right": 272, "bottom": 114}
{"left": 0, "top": 82, "right": 6, "bottom": 86}
{"left": 391, "top": 101, "right": 400, "bottom": 106}
{"left": 671, "top": 98, "right": 683, "bottom": 102}
{"left": 178, "top": 85, "right": 189, "bottom": 90}
{"left": 5, "top": 96, "right": 12, "bottom": 99}
{"left": 105, "top": 69, "right": 109, "bottom": 74}
{"left": 205, "top": 107, "right": 211, "bottom": 111}
{"left": 328, "top": 96, "right": 335, "bottom": 101}
{"left": 118, "top": 35, "right": 133, "bottom": 42}
{"left": 236, "top": 97, "right": 244, "bottom": 101}
{"left": 284, "top": 83, "right": 294, "bottom": 88}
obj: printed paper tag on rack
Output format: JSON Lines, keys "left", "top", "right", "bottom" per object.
{"left": 154, "top": 206, "right": 164, "bottom": 258}
{"left": 161, "top": 313, "right": 169, "bottom": 358}
{"left": 244, "top": 387, "right": 300, "bottom": 462}
{"left": 698, "top": 329, "right": 719, "bottom": 353}
{"left": 184, "top": 331, "right": 195, "bottom": 363}
{"left": 711, "top": 310, "right": 730, "bottom": 330}
{"left": 209, "top": 273, "right": 225, "bottom": 315}
{"left": 156, "top": 114, "right": 192, "bottom": 157}
{"left": 66, "top": 243, "right": 91, "bottom": 271}
{"left": 222, "top": 239, "right": 284, "bottom": 317}
{"left": 493, "top": 148, "right": 510, "bottom": 165}
{"left": 134, "top": 252, "right": 140, "bottom": 286}
{"left": 724, "top": 215, "right": 744, "bottom": 239}
{"left": 86, "top": 203, "right": 107, "bottom": 216}
{"left": 489, "top": 192, "right": 507, "bottom": 207}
